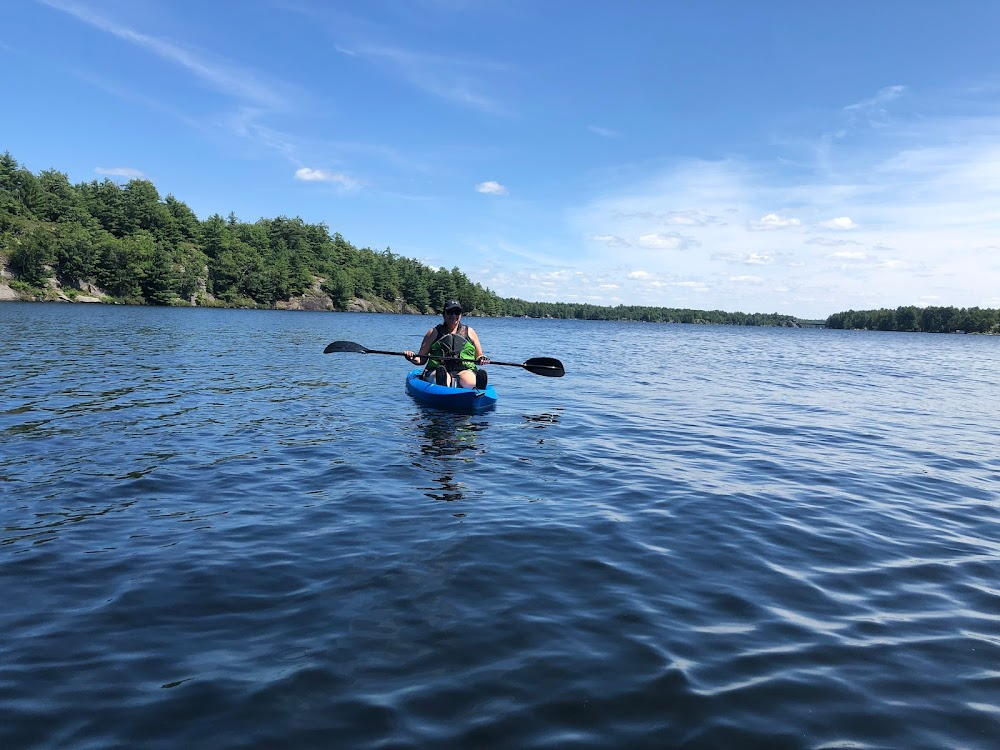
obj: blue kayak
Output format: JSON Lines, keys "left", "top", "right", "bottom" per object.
{"left": 405, "top": 368, "right": 498, "bottom": 413}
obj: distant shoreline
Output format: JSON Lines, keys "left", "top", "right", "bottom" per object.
{"left": 5, "top": 295, "right": 998, "bottom": 335}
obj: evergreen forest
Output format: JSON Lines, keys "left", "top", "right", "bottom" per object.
{"left": 824, "top": 306, "right": 999, "bottom": 334}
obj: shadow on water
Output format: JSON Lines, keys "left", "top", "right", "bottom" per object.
{"left": 410, "top": 409, "right": 490, "bottom": 505}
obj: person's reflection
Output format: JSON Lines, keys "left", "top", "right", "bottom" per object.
{"left": 415, "top": 411, "right": 488, "bottom": 502}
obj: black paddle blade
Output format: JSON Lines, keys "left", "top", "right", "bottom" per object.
{"left": 323, "top": 340, "right": 369, "bottom": 354}
{"left": 523, "top": 357, "right": 565, "bottom": 377}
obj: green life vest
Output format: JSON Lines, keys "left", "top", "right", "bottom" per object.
{"left": 426, "top": 323, "right": 477, "bottom": 372}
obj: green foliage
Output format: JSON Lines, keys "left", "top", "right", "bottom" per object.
{"left": 8, "top": 279, "right": 47, "bottom": 298}
{"left": 825, "top": 306, "right": 1000, "bottom": 334}
{"left": 10, "top": 227, "right": 54, "bottom": 286}
{"left": 321, "top": 268, "right": 353, "bottom": 308}
{"left": 143, "top": 244, "right": 179, "bottom": 305}
{"left": 53, "top": 222, "right": 101, "bottom": 284}
{"left": 174, "top": 244, "right": 208, "bottom": 302}
{"left": 37, "top": 169, "right": 87, "bottom": 223}
{"left": 164, "top": 194, "right": 201, "bottom": 242}
{"left": 79, "top": 179, "right": 128, "bottom": 236}
{"left": 95, "top": 232, "right": 152, "bottom": 299}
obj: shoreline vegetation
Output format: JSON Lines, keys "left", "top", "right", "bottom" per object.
{"left": 2, "top": 151, "right": 997, "bottom": 333}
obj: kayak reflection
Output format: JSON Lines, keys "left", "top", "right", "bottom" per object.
{"left": 413, "top": 410, "right": 489, "bottom": 503}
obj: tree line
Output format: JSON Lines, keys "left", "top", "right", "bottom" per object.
{"left": 14, "top": 149, "right": 966, "bottom": 329}
{"left": 825, "top": 306, "right": 999, "bottom": 334}
{"left": 0, "top": 151, "right": 499, "bottom": 312}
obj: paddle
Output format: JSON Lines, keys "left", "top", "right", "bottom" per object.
{"left": 323, "top": 340, "right": 565, "bottom": 377}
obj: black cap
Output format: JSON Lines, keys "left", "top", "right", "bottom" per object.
{"left": 444, "top": 299, "right": 462, "bottom": 312}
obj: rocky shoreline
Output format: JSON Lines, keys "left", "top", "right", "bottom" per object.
{"left": 0, "top": 269, "right": 420, "bottom": 313}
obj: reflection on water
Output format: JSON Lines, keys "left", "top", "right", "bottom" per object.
{"left": 411, "top": 410, "right": 489, "bottom": 504}
{"left": 522, "top": 410, "right": 562, "bottom": 445}
{"left": 523, "top": 411, "right": 562, "bottom": 430}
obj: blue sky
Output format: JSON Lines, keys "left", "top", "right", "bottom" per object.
{"left": 3, "top": 0, "right": 1000, "bottom": 318}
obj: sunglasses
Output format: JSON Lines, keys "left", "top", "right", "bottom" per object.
{"left": 445, "top": 308, "right": 462, "bottom": 315}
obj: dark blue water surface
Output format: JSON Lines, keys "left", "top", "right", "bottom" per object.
{"left": 2, "top": 302, "right": 999, "bottom": 749}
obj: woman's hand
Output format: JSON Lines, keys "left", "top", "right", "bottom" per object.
{"left": 476, "top": 355, "right": 490, "bottom": 365}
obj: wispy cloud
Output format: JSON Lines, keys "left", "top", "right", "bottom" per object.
{"left": 636, "top": 233, "right": 692, "bottom": 250}
{"left": 807, "top": 237, "right": 862, "bottom": 247}
{"left": 336, "top": 42, "right": 510, "bottom": 114}
{"left": 663, "top": 210, "right": 718, "bottom": 226}
{"left": 39, "top": 0, "right": 289, "bottom": 109}
{"left": 844, "top": 84, "right": 906, "bottom": 126}
{"left": 588, "top": 125, "right": 618, "bottom": 138}
{"left": 738, "top": 252, "right": 775, "bottom": 265}
{"left": 36, "top": 0, "right": 383, "bottom": 183}
{"left": 225, "top": 107, "right": 299, "bottom": 158}
{"left": 475, "top": 180, "right": 508, "bottom": 195}
{"left": 95, "top": 166, "right": 146, "bottom": 179}
{"left": 591, "top": 234, "right": 630, "bottom": 247}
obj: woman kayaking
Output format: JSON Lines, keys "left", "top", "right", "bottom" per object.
{"left": 404, "top": 299, "right": 490, "bottom": 389}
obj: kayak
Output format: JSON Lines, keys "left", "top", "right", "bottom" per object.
{"left": 405, "top": 368, "right": 498, "bottom": 413}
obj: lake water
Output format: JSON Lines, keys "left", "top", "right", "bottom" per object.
{"left": 2, "top": 302, "right": 999, "bottom": 749}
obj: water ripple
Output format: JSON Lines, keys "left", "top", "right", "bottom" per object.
{"left": 2, "top": 307, "right": 1000, "bottom": 748}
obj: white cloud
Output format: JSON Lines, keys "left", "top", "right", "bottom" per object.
{"left": 475, "top": 180, "right": 508, "bottom": 195}
{"left": 730, "top": 275, "right": 765, "bottom": 284}
{"left": 557, "top": 98, "right": 1000, "bottom": 317}
{"left": 568, "top": 82, "right": 1000, "bottom": 314}
{"left": 751, "top": 213, "right": 801, "bottom": 231}
{"left": 636, "top": 233, "right": 689, "bottom": 250}
{"left": 294, "top": 168, "right": 358, "bottom": 187}
{"left": 95, "top": 166, "right": 146, "bottom": 179}
{"left": 627, "top": 271, "right": 653, "bottom": 280}
{"left": 588, "top": 125, "right": 618, "bottom": 138}
{"left": 818, "top": 217, "right": 858, "bottom": 230}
